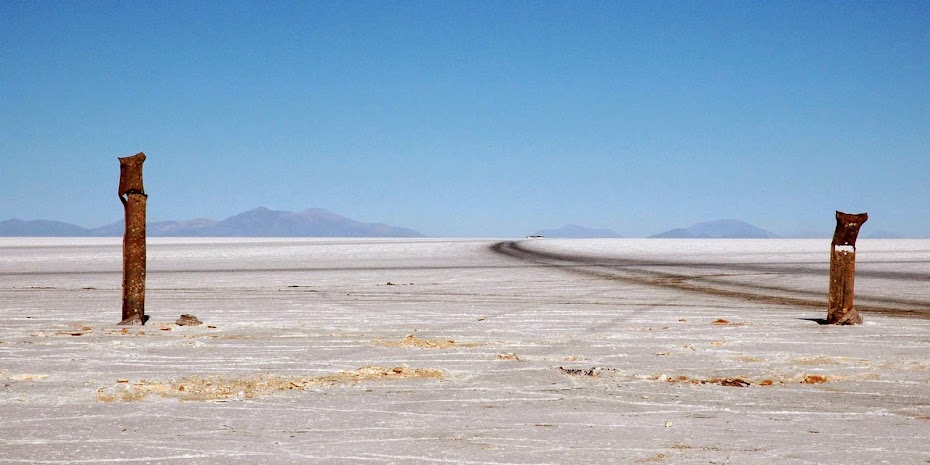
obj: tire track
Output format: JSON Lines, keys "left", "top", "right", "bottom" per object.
{"left": 490, "top": 241, "right": 930, "bottom": 320}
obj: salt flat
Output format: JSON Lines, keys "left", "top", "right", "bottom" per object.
{"left": 1, "top": 238, "right": 929, "bottom": 464}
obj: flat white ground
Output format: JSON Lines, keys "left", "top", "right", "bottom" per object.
{"left": 1, "top": 238, "right": 928, "bottom": 464}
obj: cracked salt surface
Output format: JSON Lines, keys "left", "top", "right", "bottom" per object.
{"left": 1, "top": 237, "right": 929, "bottom": 464}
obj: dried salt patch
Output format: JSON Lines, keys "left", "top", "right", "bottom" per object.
{"left": 96, "top": 366, "right": 445, "bottom": 402}
{"left": 642, "top": 452, "right": 669, "bottom": 462}
{"left": 792, "top": 356, "right": 869, "bottom": 366}
{"left": 53, "top": 325, "right": 93, "bottom": 336}
{"left": 719, "top": 378, "right": 751, "bottom": 387}
{"left": 882, "top": 360, "right": 930, "bottom": 372}
{"left": 801, "top": 375, "right": 829, "bottom": 384}
{"left": 11, "top": 374, "right": 49, "bottom": 381}
{"left": 660, "top": 375, "right": 752, "bottom": 387}
{"left": 373, "top": 334, "right": 481, "bottom": 349}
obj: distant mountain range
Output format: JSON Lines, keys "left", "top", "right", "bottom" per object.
{"left": 1, "top": 213, "right": 907, "bottom": 239}
{"left": 0, "top": 219, "right": 90, "bottom": 237}
{"left": 865, "top": 230, "right": 902, "bottom": 239}
{"left": 650, "top": 219, "right": 779, "bottom": 239}
{"left": 530, "top": 219, "right": 781, "bottom": 238}
{"left": 0, "top": 207, "right": 424, "bottom": 238}
{"left": 532, "top": 224, "right": 622, "bottom": 238}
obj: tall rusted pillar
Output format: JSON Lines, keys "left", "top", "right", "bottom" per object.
{"left": 118, "top": 152, "right": 147, "bottom": 325}
{"left": 828, "top": 211, "right": 867, "bottom": 325}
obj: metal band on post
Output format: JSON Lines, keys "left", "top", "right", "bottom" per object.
{"left": 828, "top": 211, "right": 867, "bottom": 325}
{"left": 118, "top": 152, "right": 147, "bottom": 325}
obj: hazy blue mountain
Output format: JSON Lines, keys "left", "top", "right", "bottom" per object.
{"left": 651, "top": 219, "right": 779, "bottom": 239}
{"left": 783, "top": 231, "right": 832, "bottom": 239}
{"left": 866, "top": 230, "right": 903, "bottom": 239}
{"left": 532, "top": 224, "right": 622, "bottom": 238}
{"left": 200, "top": 207, "right": 424, "bottom": 237}
{"left": 88, "top": 218, "right": 221, "bottom": 237}
{"left": 784, "top": 229, "right": 902, "bottom": 239}
{"left": 0, "top": 219, "right": 89, "bottom": 237}
{"left": 0, "top": 208, "right": 424, "bottom": 237}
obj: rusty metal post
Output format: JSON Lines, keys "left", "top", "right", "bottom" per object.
{"left": 118, "top": 153, "right": 147, "bottom": 325}
{"left": 828, "top": 211, "right": 868, "bottom": 325}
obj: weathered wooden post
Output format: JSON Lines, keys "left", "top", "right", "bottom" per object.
{"left": 118, "top": 152, "right": 147, "bottom": 325}
{"left": 828, "top": 211, "right": 868, "bottom": 325}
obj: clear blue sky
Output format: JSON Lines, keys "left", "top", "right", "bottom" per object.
{"left": 2, "top": 1, "right": 928, "bottom": 237}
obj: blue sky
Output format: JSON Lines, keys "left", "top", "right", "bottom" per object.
{"left": 2, "top": 1, "right": 928, "bottom": 237}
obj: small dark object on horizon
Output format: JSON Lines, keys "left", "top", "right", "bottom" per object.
{"left": 559, "top": 367, "right": 600, "bottom": 377}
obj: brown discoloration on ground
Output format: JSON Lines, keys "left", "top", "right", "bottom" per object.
{"left": 32, "top": 324, "right": 222, "bottom": 340}
{"left": 791, "top": 356, "right": 870, "bottom": 366}
{"left": 373, "top": 334, "right": 482, "bottom": 349}
{"left": 637, "top": 453, "right": 668, "bottom": 463}
{"left": 658, "top": 373, "right": 843, "bottom": 386}
{"left": 662, "top": 375, "right": 753, "bottom": 387}
{"left": 96, "top": 366, "right": 445, "bottom": 402}
{"left": 57, "top": 327, "right": 93, "bottom": 336}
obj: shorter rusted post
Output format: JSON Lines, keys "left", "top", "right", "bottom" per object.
{"left": 118, "top": 152, "right": 147, "bottom": 325}
{"left": 828, "top": 211, "right": 867, "bottom": 325}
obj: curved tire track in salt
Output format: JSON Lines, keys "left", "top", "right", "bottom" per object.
{"left": 490, "top": 240, "right": 930, "bottom": 320}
